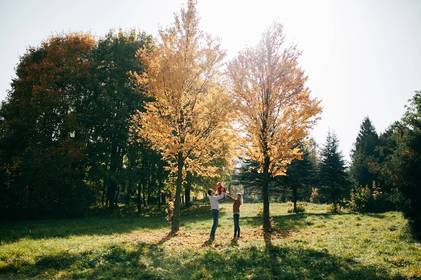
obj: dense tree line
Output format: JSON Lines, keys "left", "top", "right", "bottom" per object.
{"left": 237, "top": 92, "right": 420, "bottom": 239}
{"left": 349, "top": 93, "right": 420, "bottom": 238}
{"left": 0, "top": 31, "right": 170, "bottom": 219}
{"left": 237, "top": 133, "right": 350, "bottom": 211}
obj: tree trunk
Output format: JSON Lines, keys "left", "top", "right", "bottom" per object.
{"left": 184, "top": 172, "right": 192, "bottom": 207}
{"left": 136, "top": 183, "right": 142, "bottom": 214}
{"left": 115, "top": 185, "right": 120, "bottom": 205}
{"left": 107, "top": 142, "right": 122, "bottom": 209}
{"left": 142, "top": 182, "right": 147, "bottom": 207}
{"left": 262, "top": 156, "right": 271, "bottom": 233}
{"left": 261, "top": 89, "right": 271, "bottom": 234}
{"left": 107, "top": 181, "right": 117, "bottom": 208}
{"left": 126, "top": 181, "right": 132, "bottom": 206}
{"left": 101, "top": 180, "right": 106, "bottom": 207}
{"left": 27, "top": 185, "right": 32, "bottom": 217}
{"left": 171, "top": 152, "right": 184, "bottom": 233}
{"left": 147, "top": 182, "right": 151, "bottom": 206}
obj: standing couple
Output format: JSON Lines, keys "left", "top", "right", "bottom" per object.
{"left": 207, "top": 182, "right": 242, "bottom": 240}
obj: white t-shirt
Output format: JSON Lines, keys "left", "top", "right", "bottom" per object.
{"left": 209, "top": 193, "right": 225, "bottom": 210}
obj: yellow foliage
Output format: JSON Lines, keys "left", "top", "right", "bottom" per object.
{"left": 130, "top": 0, "right": 235, "bottom": 179}
{"left": 227, "top": 23, "right": 322, "bottom": 177}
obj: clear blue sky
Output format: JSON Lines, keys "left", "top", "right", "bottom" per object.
{"left": 1, "top": 0, "right": 420, "bottom": 161}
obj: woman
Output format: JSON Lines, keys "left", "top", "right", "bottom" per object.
{"left": 229, "top": 193, "right": 242, "bottom": 240}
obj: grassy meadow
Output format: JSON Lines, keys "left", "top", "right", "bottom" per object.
{"left": 0, "top": 202, "right": 420, "bottom": 279}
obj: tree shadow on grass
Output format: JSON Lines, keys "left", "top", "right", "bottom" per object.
{"left": 177, "top": 245, "right": 405, "bottom": 280}
{"left": 365, "top": 213, "right": 387, "bottom": 219}
{"left": 0, "top": 241, "right": 405, "bottom": 280}
{"left": 0, "top": 243, "right": 163, "bottom": 279}
{"left": 0, "top": 215, "right": 166, "bottom": 245}
{"left": 0, "top": 205, "right": 217, "bottom": 244}
{"left": 241, "top": 213, "right": 309, "bottom": 235}
{"left": 242, "top": 212, "right": 354, "bottom": 234}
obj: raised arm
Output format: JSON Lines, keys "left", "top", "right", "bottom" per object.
{"left": 225, "top": 194, "right": 235, "bottom": 201}
{"left": 215, "top": 192, "right": 225, "bottom": 200}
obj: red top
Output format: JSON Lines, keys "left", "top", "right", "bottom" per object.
{"left": 216, "top": 185, "right": 225, "bottom": 194}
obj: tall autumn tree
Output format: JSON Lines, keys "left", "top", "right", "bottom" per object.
{"left": 131, "top": 0, "right": 234, "bottom": 233}
{"left": 0, "top": 34, "right": 96, "bottom": 218}
{"left": 227, "top": 23, "right": 322, "bottom": 233}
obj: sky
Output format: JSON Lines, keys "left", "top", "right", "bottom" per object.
{"left": 1, "top": 0, "right": 420, "bottom": 161}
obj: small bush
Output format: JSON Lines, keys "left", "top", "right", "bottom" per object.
{"left": 287, "top": 202, "right": 306, "bottom": 213}
{"left": 310, "top": 187, "right": 320, "bottom": 203}
{"left": 348, "top": 184, "right": 398, "bottom": 213}
{"left": 349, "top": 186, "right": 372, "bottom": 212}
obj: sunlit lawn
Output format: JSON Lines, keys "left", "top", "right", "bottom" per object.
{"left": 0, "top": 202, "right": 420, "bottom": 279}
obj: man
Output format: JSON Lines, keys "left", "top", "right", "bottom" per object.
{"left": 208, "top": 187, "right": 225, "bottom": 240}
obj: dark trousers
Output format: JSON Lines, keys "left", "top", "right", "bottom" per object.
{"left": 234, "top": 213, "right": 240, "bottom": 238}
{"left": 210, "top": 209, "right": 219, "bottom": 238}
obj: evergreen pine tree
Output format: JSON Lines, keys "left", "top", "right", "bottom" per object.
{"left": 319, "top": 132, "right": 350, "bottom": 212}
{"left": 283, "top": 141, "right": 319, "bottom": 212}
{"left": 350, "top": 117, "right": 379, "bottom": 187}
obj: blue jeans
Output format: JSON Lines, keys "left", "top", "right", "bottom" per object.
{"left": 234, "top": 213, "right": 240, "bottom": 238}
{"left": 210, "top": 209, "right": 219, "bottom": 238}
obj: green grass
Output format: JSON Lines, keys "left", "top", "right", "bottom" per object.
{"left": 0, "top": 202, "right": 420, "bottom": 279}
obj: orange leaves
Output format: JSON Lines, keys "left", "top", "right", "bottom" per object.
{"left": 130, "top": 0, "right": 235, "bottom": 179}
{"left": 21, "top": 33, "right": 95, "bottom": 100}
{"left": 131, "top": 6, "right": 321, "bottom": 182}
{"left": 228, "top": 23, "right": 322, "bottom": 177}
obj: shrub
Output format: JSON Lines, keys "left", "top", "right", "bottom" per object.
{"left": 348, "top": 184, "right": 398, "bottom": 213}
{"left": 349, "top": 186, "right": 372, "bottom": 212}
{"left": 310, "top": 187, "right": 320, "bottom": 203}
{"left": 287, "top": 202, "right": 306, "bottom": 213}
